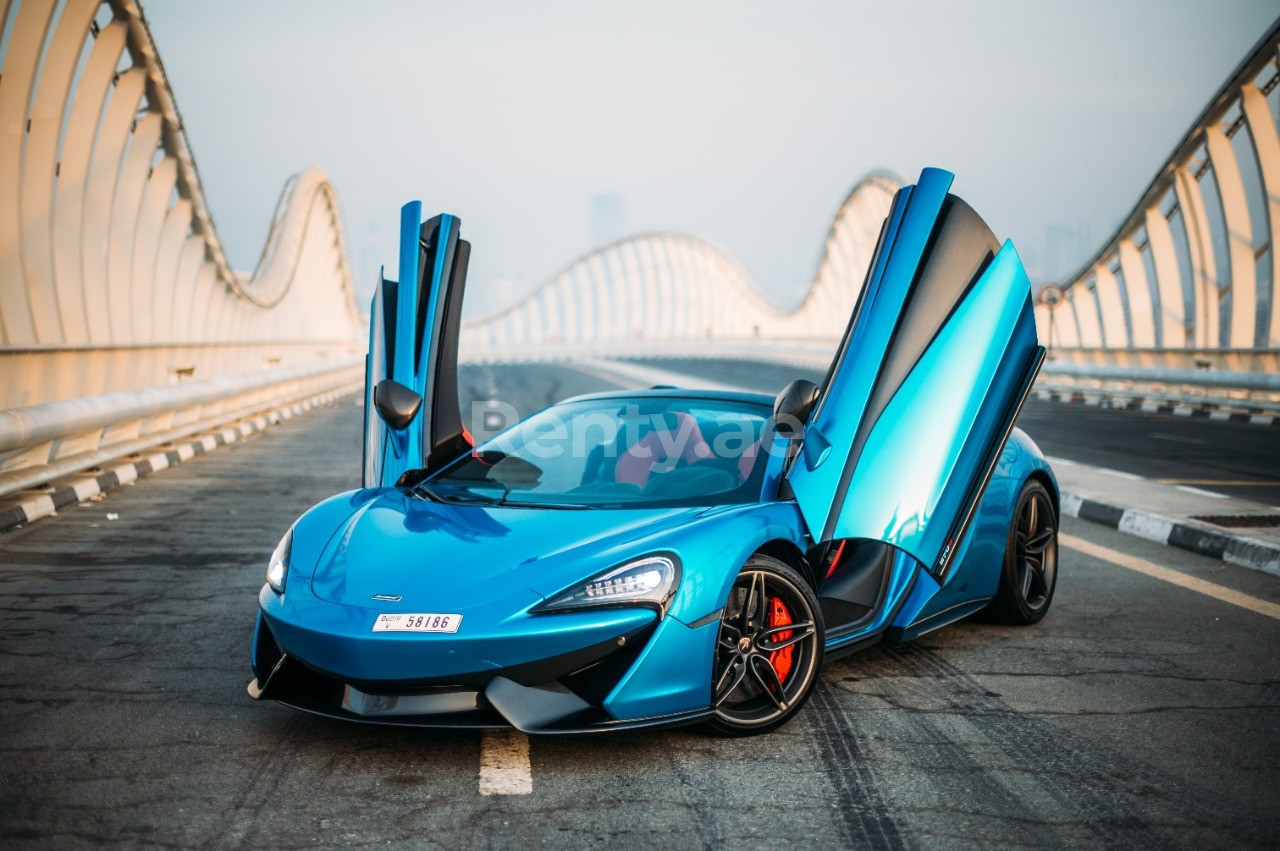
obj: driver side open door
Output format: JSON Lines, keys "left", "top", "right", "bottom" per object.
{"left": 788, "top": 168, "right": 1044, "bottom": 579}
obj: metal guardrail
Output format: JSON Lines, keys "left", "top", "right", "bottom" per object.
{"left": 1040, "top": 362, "right": 1280, "bottom": 393}
{"left": 0, "top": 358, "right": 362, "bottom": 499}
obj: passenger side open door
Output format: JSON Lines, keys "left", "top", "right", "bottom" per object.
{"left": 362, "top": 203, "right": 471, "bottom": 488}
{"left": 788, "top": 168, "right": 1044, "bottom": 578}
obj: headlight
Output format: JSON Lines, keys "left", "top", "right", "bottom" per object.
{"left": 534, "top": 555, "right": 680, "bottom": 615}
{"left": 266, "top": 527, "right": 293, "bottom": 593}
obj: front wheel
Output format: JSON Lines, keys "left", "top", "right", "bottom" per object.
{"left": 702, "top": 556, "right": 824, "bottom": 736}
{"left": 988, "top": 478, "right": 1059, "bottom": 625}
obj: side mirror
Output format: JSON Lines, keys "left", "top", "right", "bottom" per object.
{"left": 373, "top": 379, "right": 423, "bottom": 430}
{"left": 772, "top": 379, "right": 820, "bottom": 439}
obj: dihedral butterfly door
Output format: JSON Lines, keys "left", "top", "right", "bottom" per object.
{"left": 788, "top": 168, "right": 1044, "bottom": 629}
{"left": 363, "top": 204, "right": 471, "bottom": 488}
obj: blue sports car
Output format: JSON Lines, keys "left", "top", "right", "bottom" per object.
{"left": 248, "top": 168, "right": 1058, "bottom": 735}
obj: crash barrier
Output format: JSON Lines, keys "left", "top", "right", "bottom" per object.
{"left": 0, "top": 358, "right": 362, "bottom": 499}
{"left": 1036, "top": 359, "right": 1280, "bottom": 414}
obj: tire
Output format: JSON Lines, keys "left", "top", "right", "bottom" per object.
{"left": 988, "top": 478, "right": 1059, "bottom": 625}
{"left": 701, "top": 555, "right": 825, "bottom": 736}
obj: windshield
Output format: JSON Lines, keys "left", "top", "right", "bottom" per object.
{"left": 423, "top": 396, "right": 772, "bottom": 509}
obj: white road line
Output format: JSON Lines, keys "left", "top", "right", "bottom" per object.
{"left": 1061, "top": 532, "right": 1280, "bottom": 622}
{"left": 1175, "top": 485, "right": 1230, "bottom": 500}
{"left": 479, "top": 729, "right": 532, "bottom": 796}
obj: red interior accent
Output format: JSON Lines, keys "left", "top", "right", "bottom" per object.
{"left": 613, "top": 412, "right": 712, "bottom": 487}
{"left": 767, "top": 596, "right": 794, "bottom": 683}
{"left": 824, "top": 539, "right": 847, "bottom": 580}
{"left": 461, "top": 423, "right": 474, "bottom": 446}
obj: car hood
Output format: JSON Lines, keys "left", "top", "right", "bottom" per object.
{"left": 309, "top": 490, "right": 706, "bottom": 612}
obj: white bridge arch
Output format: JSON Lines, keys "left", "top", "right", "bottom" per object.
{"left": 0, "top": 0, "right": 364, "bottom": 408}
{"left": 461, "top": 172, "right": 902, "bottom": 356}
{"left": 1036, "top": 19, "right": 1280, "bottom": 373}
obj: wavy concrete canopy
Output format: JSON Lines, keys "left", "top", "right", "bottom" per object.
{"left": 461, "top": 172, "right": 902, "bottom": 355}
{"left": 1038, "top": 18, "right": 1280, "bottom": 373}
{"left": 0, "top": 0, "right": 364, "bottom": 408}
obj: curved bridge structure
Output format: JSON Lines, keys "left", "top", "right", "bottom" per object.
{"left": 0, "top": 0, "right": 364, "bottom": 412}
{"left": 461, "top": 172, "right": 901, "bottom": 357}
{"left": 0, "top": 0, "right": 364, "bottom": 496}
{"left": 1036, "top": 19, "right": 1280, "bottom": 376}
{"left": 2, "top": 0, "right": 1276, "bottom": 501}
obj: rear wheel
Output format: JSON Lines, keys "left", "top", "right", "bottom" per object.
{"left": 988, "top": 478, "right": 1058, "bottom": 625}
{"left": 702, "top": 556, "right": 824, "bottom": 736}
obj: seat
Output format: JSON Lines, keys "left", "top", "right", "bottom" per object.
{"left": 613, "top": 412, "right": 712, "bottom": 487}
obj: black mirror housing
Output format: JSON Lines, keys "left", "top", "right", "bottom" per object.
{"left": 373, "top": 379, "right": 423, "bottom": 430}
{"left": 772, "top": 379, "right": 820, "bottom": 438}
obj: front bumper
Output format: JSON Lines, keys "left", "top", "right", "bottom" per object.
{"left": 249, "top": 587, "right": 718, "bottom": 732}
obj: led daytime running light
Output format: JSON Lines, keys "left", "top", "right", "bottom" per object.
{"left": 538, "top": 555, "right": 679, "bottom": 614}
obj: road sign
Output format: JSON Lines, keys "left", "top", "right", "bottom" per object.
{"left": 1038, "top": 283, "right": 1065, "bottom": 308}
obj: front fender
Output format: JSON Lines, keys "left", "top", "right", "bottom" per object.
{"left": 600, "top": 501, "right": 810, "bottom": 720}
{"left": 662, "top": 501, "right": 810, "bottom": 626}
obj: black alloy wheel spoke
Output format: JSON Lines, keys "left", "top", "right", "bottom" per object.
{"left": 758, "top": 620, "right": 811, "bottom": 640}
{"left": 714, "top": 657, "right": 748, "bottom": 706}
{"left": 1025, "top": 528, "right": 1055, "bottom": 555}
{"left": 718, "top": 620, "right": 742, "bottom": 651}
{"left": 748, "top": 655, "right": 788, "bottom": 710}
{"left": 757, "top": 622, "right": 816, "bottom": 652}
{"left": 740, "top": 572, "right": 763, "bottom": 635}
{"left": 1024, "top": 557, "right": 1045, "bottom": 596}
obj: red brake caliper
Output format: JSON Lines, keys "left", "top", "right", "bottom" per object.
{"left": 767, "top": 596, "right": 794, "bottom": 683}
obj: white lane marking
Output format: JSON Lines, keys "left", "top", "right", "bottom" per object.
{"left": 1095, "top": 467, "right": 1143, "bottom": 481}
{"left": 1061, "top": 532, "right": 1280, "bottom": 622}
{"left": 479, "top": 729, "right": 532, "bottom": 796}
{"left": 1175, "top": 485, "right": 1230, "bottom": 500}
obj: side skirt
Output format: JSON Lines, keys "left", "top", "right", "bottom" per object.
{"left": 885, "top": 596, "right": 993, "bottom": 644}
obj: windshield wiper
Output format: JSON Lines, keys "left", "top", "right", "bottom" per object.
{"left": 412, "top": 482, "right": 496, "bottom": 505}
{"left": 414, "top": 481, "right": 597, "bottom": 510}
{"left": 492, "top": 499, "right": 597, "bottom": 510}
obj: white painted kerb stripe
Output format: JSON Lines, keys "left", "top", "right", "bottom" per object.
{"left": 479, "top": 729, "right": 532, "bottom": 796}
{"left": 1061, "top": 533, "right": 1280, "bottom": 622}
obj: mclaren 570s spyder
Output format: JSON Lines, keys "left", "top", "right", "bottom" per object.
{"left": 248, "top": 167, "right": 1058, "bottom": 736}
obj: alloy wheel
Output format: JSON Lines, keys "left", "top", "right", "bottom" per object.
{"left": 712, "top": 567, "right": 821, "bottom": 727}
{"left": 1014, "top": 487, "right": 1057, "bottom": 612}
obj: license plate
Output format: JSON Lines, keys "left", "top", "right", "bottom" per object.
{"left": 372, "top": 613, "right": 462, "bottom": 633}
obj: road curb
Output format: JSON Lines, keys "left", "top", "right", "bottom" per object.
{"left": 0, "top": 384, "right": 360, "bottom": 533}
{"left": 1061, "top": 492, "right": 1280, "bottom": 578}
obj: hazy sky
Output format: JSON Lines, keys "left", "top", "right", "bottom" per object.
{"left": 145, "top": 1, "right": 1277, "bottom": 317}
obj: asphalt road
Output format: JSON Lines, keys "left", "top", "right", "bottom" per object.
{"left": 2, "top": 362, "right": 1278, "bottom": 847}
{"left": 640, "top": 356, "right": 1280, "bottom": 507}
